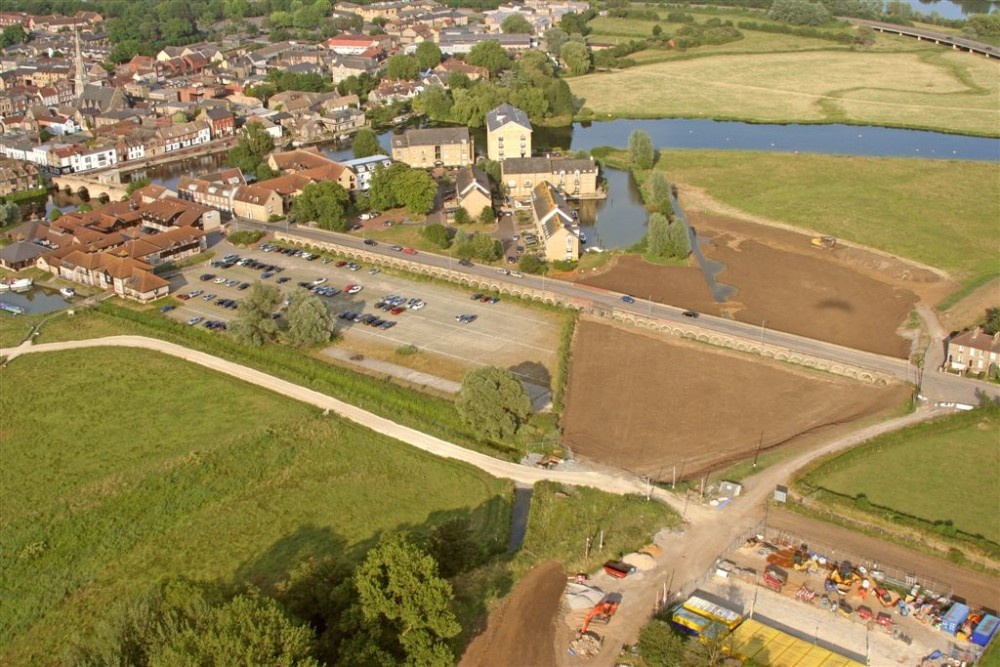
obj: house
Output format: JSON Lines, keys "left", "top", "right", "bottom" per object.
{"left": 368, "top": 79, "right": 424, "bottom": 106}
{"left": 391, "top": 127, "right": 472, "bottom": 168}
{"left": 325, "top": 35, "right": 381, "bottom": 55}
{"left": 486, "top": 103, "right": 532, "bottom": 161}
{"left": 501, "top": 156, "right": 599, "bottom": 201}
{"left": 0, "top": 157, "right": 40, "bottom": 197}
{"left": 177, "top": 168, "right": 246, "bottom": 213}
{"left": 454, "top": 165, "right": 492, "bottom": 218}
{"left": 434, "top": 58, "right": 487, "bottom": 82}
{"left": 329, "top": 55, "right": 381, "bottom": 83}
{"left": 157, "top": 120, "right": 211, "bottom": 153}
{"left": 530, "top": 180, "right": 580, "bottom": 262}
{"left": 199, "top": 106, "right": 235, "bottom": 138}
{"left": 438, "top": 32, "right": 533, "bottom": 56}
{"left": 231, "top": 184, "right": 283, "bottom": 221}
{"left": 342, "top": 154, "right": 392, "bottom": 191}
{"left": 946, "top": 327, "right": 1000, "bottom": 375}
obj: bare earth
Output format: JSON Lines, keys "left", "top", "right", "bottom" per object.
{"left": 562, "top": 319, "right": 910, "bottom": 478}
{"left": 459, "top": 560, "right": 565, "bottom": 667}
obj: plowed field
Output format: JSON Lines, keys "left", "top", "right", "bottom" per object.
{"left": 562, "top": 320, "right": 910, "bottom": 478}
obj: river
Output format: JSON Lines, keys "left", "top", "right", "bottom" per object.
{"left": 894, "top": 0, "right": 997, "bottom": 19}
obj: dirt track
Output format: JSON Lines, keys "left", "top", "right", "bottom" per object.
{"left": 460, "top": 560, "right": 565, "bottom": 667}
{"left": 562, "top": 319, "right": 910, "bottom": 478}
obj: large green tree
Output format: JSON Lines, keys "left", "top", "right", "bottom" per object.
{"left": 647, "top": 212, "right": 671, "bottom": 257}
{"left": 645, "top": 171, "right": 671, "bottom": 206}
{"left": 291, "top": 181, "right": 351, "bottom": 231}
{"left": 395, "top": 170, "right": 438, "bottom": 214}
{"left": 628, "top": 130, "right": 654, "bottom": 170}
{"left": 352, "top": 128, "right": 382, "bottom": 159}
{"left": 227, "top": 121, "right": 276, "bottom": 181}
{"left": 414, "top": 41, "right": 443, "bottom": 70}
{"left": 347, "top": 533, "right": 461, "bottom": 666}
{"left": 457, "top": 366, "right": 532, "bottom": 442}
{"left": 230, "top": 282, "right": 281, "bottom": 346}
{"left": 501, "top": 14, "right": 534, "bottom": 34}
{"left": 467, "top": 40, "right": 513, "bottom": 77}
{"left": 559, "top": 41, "right": 592, "bottom": 76}
{"left": 768, "top": 0, "right": 832, "bottom": 25}
{"left": 385, "top": 54, "right": 420, "bottom": 80}
{"left": 0, "top": 201, "right": 22, "bottom": 228}
{"left": 286, "top": 292, "right": 334, "bottom": 346}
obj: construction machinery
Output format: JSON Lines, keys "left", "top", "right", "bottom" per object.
{"left": 828, "top": 560, "right": 860, "bottom": 594}
{"left": 763, "top": 564, "right": 788, "bottom": 592}
{"left": 578, "top": 598, "right": 620, "bottom": 637}
{"left": 811, "top": 235, "right": 837, "bottom": 249}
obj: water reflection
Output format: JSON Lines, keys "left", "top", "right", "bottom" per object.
{"left": 1, "top": 285, "right": 71, "bottom": 315}
{"left": 578, "top": 168, "right": 648, "bottom": 249}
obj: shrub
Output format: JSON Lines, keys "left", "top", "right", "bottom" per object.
{"left": 228, "top": 230, "right": 265, "bottom": 246}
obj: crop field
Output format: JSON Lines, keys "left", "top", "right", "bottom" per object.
{"left": 798, "top": 406, "right": 1000, "bottom": 545}
{"left": 662, "top": 150, "right": 1000, "bottom": 288}
{"left": 0, "top": 348, "right": 512, "bottom": 662}
{"left": 570, "top": 50, "right": 1000, "bottom": 136}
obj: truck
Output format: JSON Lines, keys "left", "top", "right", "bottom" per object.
{"left": 603, "top": 560, "right": 636, "bottom": 579}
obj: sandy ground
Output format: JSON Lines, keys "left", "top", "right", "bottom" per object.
{"left": 562, "top": 319, "right": 910, "bottom": 478}
{"left": 460, "top": 560, "right": 566, "bottom": 667}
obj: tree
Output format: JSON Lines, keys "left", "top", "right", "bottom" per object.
{"left": 448, "top": 70, "right": 471, "bottom": 90}
{"left": 126, "top": 177, "right": 152, "bottom": 196}
{"left": 560, "top": 11, "right": 591, "bottom": 36}
{"left": 501, "top": 14, "right": 534, "bottom": 34}
{"left": 227, "top": 121, "right": 274, "bottom": 178}
{"left": 471, "top": 233, "right": 502, "bottom": 262}
{"left": 368, "top": 163, "right": 407, "bottom": 211}
{"left": 291, "top": 181, "right": 351, "bottom": 231}
{"left": 414, "top": 41, "right": 442, "bottom": 70}
{"left": 518, "top": 253, "right": 544, "bottom": 275}
{"left": 661, "top": 219, "right": 691, "bottom": 259}
{"left": 286, "top": 292, "right": 333, "bottom": 346}
{"left": 983, "top": 308, "right": 1000, "bottom": 335}
{"left": 0, "top": 25, "right": 28, "bottom": 48}
{"left": 457, "top": 366, "right": 532, "bottom": 442}
{"left": 230, "top": 282, "right": 281, "bottom": 346}
{"left": 423, "top": 222, "right": 450, "bottom": 248}
{"left": 559, "top": 41, "right": 592, "bottom": 76}
{"left": 478, "top": 207, "right": 496, "bottom": 225}
{"left": 0, "top": 201, "right": 22, "bottom": 228}
{"left": 467, "top": 40, "right": 513, "bottom": 77}
{"left": 647, "top": 212, "right": 671, "bottom": 257}
{"left": 394, "top": 169, "right": 438, "bottom": 214}
{"left": 652, "top": 24, "right": 662, "bottom": 37}
{"left": 767, "top": 0, "right": 832, "bottom": 26}
{"left": 352, "top": 128, "right": 382, "bottom": 159}
{"left": 645, "top": 171, "right": 671, "bottom": 205}
{"left": 453, "top": 206, "right": 471, "bottom": 225}
{"left": 351, "top": 533, "right": 461, "bottom": 665}
{"left": 545, "top": 28, "right": 569, "bottom": 55}
{"left": 628, "top": 130, "right": 654, "bottom": 170}
{"left": 637, "top": 619, "right": 687, "bottom": 667}
{"left": 385, "top": 54, "right": 420, "bottom": 81}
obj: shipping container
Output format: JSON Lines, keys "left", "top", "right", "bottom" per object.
{"left": 941, "top": 603, "right": 970, "bottom": 635}
{"left": 972, "top": 614, "right": 999, "bottom": 647}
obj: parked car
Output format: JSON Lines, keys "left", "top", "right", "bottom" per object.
{"left": 497, "top": 268, "right": 510, "bottom": 275}
{"left": 160, "top": 305, "right": 174, "bottom": 313}
{"left": 459, "top": 258, "right": 473, "bottom": 267}
{"left": 213, "top": 276, "right": 227, "bottom": 284}
{"left": 187, "top": 316, "right": 204, "bottom": 326}
{"left": 238, "top": 282, "right": 250, "bottom": 290}
{"left": 402, "top": 247, "right": 417, "bottom": 255}
{"left": 345, "top": 284, "right": 363, "bottom": 295}
{"left": 199, "top": 273, "right": 215, "bottom": 281}
{"left": 203, "top": 293, "right": 216, "bottom": 301}
{"left": 276, "top": 276, "right": 290, "bottom": 284}
{"left": 454, "top": 314, "right": 477, "bottom": 324}
{"left": 389, "top": 245, "right": 403, "bottom": 252}
{"left": 311, "top": 277, "right": 328, "bottom": 285}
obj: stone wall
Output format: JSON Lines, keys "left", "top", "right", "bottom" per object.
{"left": 274, "top": 231, "right": 895, "bottom": 385}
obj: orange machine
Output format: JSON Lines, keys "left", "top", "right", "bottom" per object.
{"left": 578, "top": 599, "right": 620, "bottom": 636}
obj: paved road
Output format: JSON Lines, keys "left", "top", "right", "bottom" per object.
{"left": 235, "top": 220, "right": 1000, "bottom": 406}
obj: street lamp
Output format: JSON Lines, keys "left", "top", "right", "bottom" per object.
{"left": 760, "top": 319, "right": 767, "bottom": 345}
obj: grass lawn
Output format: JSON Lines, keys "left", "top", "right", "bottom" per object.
{"left": 570, "top": 49, "right": 999, "bottom": 136}
{"left": 798, "top": 407, "right": 999, "bottom": 545}
{"left": 514, "top": 481, "right": 680, "bottom": 576}
{"left": 0, "top": 312, "right": 42, "bottom": 347}
{"left": 0, "top": 347, "right": 512, "bottom": 662}
{"left": 660, "top": 149, "right": 1000, "bottom": 288}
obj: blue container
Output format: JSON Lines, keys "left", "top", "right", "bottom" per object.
{"left": 972, "top": 615, "right": 999, "bottom": 647}
{"left": 941, "top": 603, "right": 970, "bottom": 635}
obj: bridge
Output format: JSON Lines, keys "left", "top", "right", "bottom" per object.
{"left": 855, "top": 19, "right": 1000, "bottom": 58}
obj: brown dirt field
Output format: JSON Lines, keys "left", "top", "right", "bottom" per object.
{"left": 459, "top": 560, "right": 565, "bottom": 667}
{"left": 562, "top": 319, "right": 910, "bottom": 478}
{"left": 936, "top": 277, "right": 1000, "bottom": 334}
{"left": 579, "top": 206, "right": 951, "bottom": 358}
{"left": 767, "top": 508, "right": 1000, "bottom": 610}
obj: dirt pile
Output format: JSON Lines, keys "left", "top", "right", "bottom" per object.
{"left": 460, "top": 560, "right": 566, "bottom": 667}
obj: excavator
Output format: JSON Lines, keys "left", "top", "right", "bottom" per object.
{"left": 577, "top": 598, "right": 620, "bottom": 637}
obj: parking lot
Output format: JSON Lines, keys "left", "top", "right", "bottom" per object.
{"left": 167, "top": 242, "right": 561, "bottom": 385}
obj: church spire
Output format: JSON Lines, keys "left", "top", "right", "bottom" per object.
{"left": 74, "top": 28, "right": 87, "bottom": 98}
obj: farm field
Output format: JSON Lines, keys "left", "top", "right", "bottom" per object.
{"left": 663, "top": 150, "right": 1000, "bottom": 292}
{"left": 561, "top": 319, "right": 910, "bottom": 479}
{"left": 798, "top": 406, "right": 1000, "bottom": 545}
{"left": 569, "top": 50, "right": 1000, "bottom": 136}
{"left": 0, "top": 348, "right": 513, "bottom": 663}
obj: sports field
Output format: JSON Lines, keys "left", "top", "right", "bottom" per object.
{"left": 570, "top": 50, "right": 1000, "bottom": 136}
{"left": 0, "top": 348, "right": 512, "bottom": 662}
{"left": 799, "top": 406, "right": 1000, "bottom": 545}
{"left": 663, "top": 150, "right": 1000, "bottom": 289}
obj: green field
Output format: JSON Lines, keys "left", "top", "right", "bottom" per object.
{"left": 0, "top": 348, "right": 513, "bottom": 662}
{"left": 660, "top": 150, "right": 1000, "bottom": 288}
{"left": 570, "top": 49, "right": 1000, "bottom": 136}
{"left": 798, "top": 406, "right": 1000, "bottom": 545}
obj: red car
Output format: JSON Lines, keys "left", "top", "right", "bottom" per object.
{"left": 176, "top": 293, "right": 190, "bottom": 301}
{"left": 402, "top": 247, "right": 417, "bottom": 255}
{"left": 390, "top": 306, "right": 406, "bottom": 315}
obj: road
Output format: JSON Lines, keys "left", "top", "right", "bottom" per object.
{"left": 234, "top": 220, "right": 1000, "bottom": 406}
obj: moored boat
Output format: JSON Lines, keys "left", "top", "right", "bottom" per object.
{"left": 0, "top": 301, "right": 26, "bottom": 315}
{"left": 1, "top": 277, "right": 33, "bottom": 293}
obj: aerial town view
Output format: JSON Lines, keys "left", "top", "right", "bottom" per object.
{"left": 0, "top": 0, "right": 998, "bottom": 665}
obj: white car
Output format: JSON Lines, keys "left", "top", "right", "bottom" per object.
{"left": 311, "top": 277, "right": 328, "bottom": 286}
{"left": 346, "top": 284, "right": 363, "bottom": 295}
{"left": 510, "top": 271, "right": 524, "bottom": 278}
{"left": 409, "top": 300, "right": 425, "bottom": 310}
{"left": 213, "top": 277, "right": 227, "bottom": 284}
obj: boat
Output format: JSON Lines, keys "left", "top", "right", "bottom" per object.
{"left": 0, "top": 301, "right": 26, "bottom": 315}
{"left": 579, "top": 231, "right": 588, "bottom": 244}
{"left": 60, "top": 287, "right": 76, "bottom": 298}
{"left": 0, "top": 277, "right": 33, "bottom": 293}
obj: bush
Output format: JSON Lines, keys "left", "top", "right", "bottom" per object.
{"left": 228, "top": 230, "right": 265, "bottom": 246}
{"left": 552, "top": 259, "right": 577, "bottom": 271}
{"left": 423, "top": 223, "right": 451, "bottom": 248}
{"left": 518, "top": 254, "right": 545, "bottom": 275}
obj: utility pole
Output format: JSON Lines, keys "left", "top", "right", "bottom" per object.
{"left": 753, "top": 431, "right": 764, "bottom": 469}
{"left": 672, "top": 465, "right": 676, "bottom": 489}
{"left": 760, "top": 319, "right": 767, "bottom": 346}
